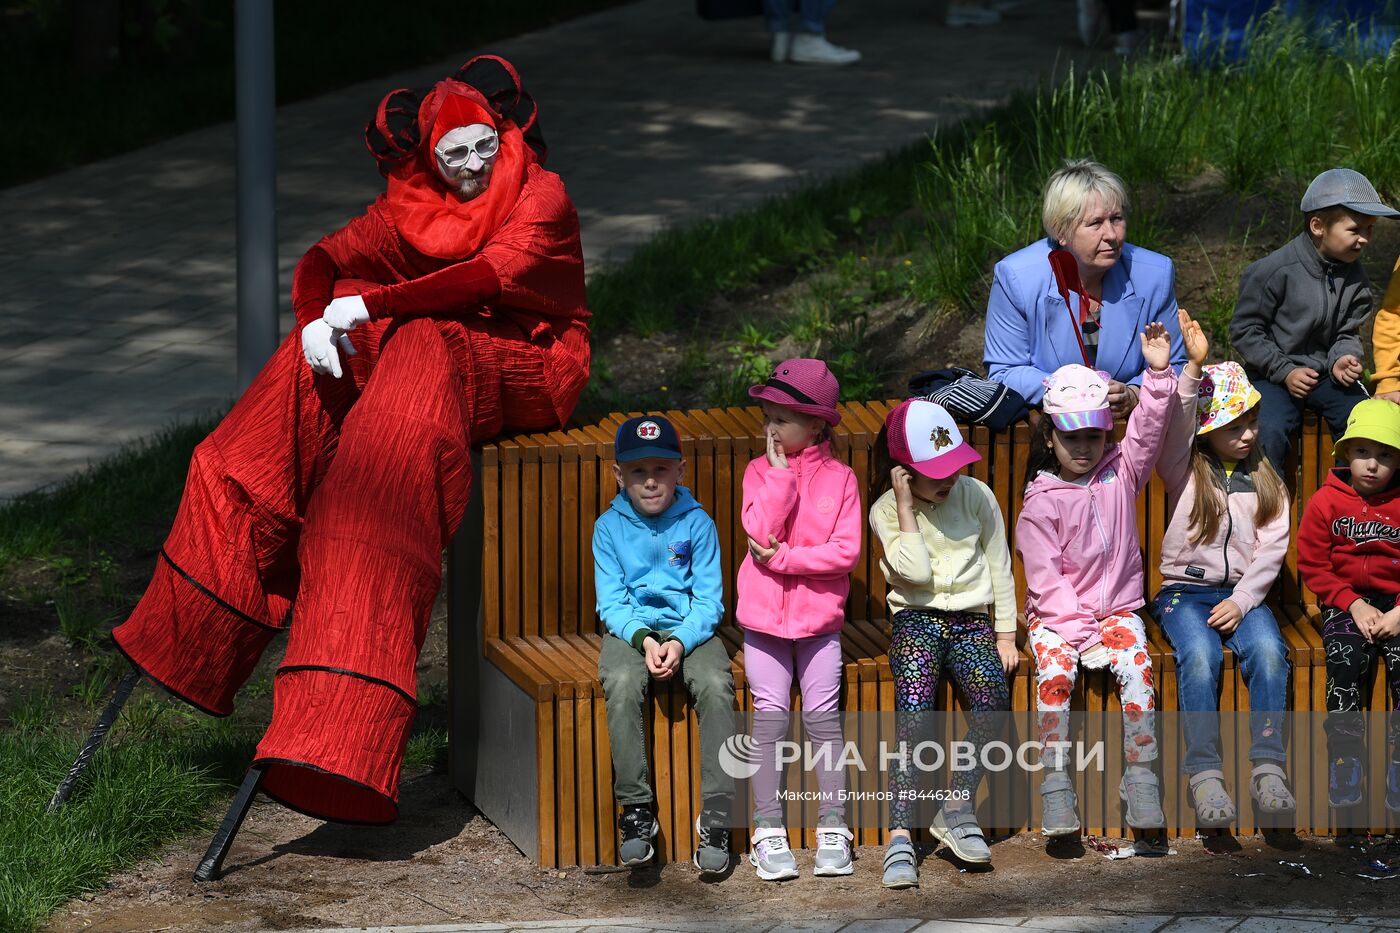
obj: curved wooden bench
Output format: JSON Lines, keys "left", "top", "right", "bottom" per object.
{"left": 450, "top": 405, "right": 1345, "bottom": 867}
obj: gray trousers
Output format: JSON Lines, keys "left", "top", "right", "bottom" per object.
{"left": 597, "top": 633, "right": 737, "bottom": 807}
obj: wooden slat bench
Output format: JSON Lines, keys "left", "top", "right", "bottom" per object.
{"left": 449, "top": 405, "right": 1354, "bottom": 867}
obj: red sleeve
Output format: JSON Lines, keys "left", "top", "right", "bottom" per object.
{"left": 359, "top": 257, "right": 501, "bottom": 321}
{"left": 1298, "top": 489, "right": 1362, "bottom": 612}
{"left": 292, "top": 243, "right": 338, "bottom": 329}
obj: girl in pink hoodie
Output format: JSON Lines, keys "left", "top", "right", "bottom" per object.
{"left": 739, "top": 359, "right": 862, "bottom": 881}
{"left": 1150, "top": 310, "right": 1294, "bottom": 828}
{"left": 1015, "top": 322, "right": 1175, "bottom": 839}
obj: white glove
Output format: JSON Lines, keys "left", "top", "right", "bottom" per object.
{"left": 1079, "top": 642, "right": 1110, "bottom": 670}
{"left": 322, "top": 294, "right": 371, "bottom": 332}
{"left": 301, "top": 318, "right": 356, "bottom": 378}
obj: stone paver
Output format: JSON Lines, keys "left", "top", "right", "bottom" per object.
{"left": 1, "top": 0, "right": 1082, "bottom": 498}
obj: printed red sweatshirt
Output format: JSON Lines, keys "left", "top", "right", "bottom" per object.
{"left": 1297, "top": 468, "right": 1400, "bottom": 611}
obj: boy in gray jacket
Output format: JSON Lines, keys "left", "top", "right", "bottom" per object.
{"left": 1230, "top": 168, "right": 1397, "bottom": 471}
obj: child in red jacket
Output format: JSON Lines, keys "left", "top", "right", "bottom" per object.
{"left": 1298, "top": 399, "right": 1400, "bottom": 809}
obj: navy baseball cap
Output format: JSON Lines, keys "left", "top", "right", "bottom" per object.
{"left": 615, "top": 415, "right": 683, "bottom": 462}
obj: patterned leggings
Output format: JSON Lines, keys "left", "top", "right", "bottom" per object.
{"left": 1028, "top": 610, "right": 1157, "bottom": 769}
{"left": 886, "top": 608, "right": 1010, "bottom": 829}
{"left": 1322, "top": 595, "right": 1400, "bottom": 761}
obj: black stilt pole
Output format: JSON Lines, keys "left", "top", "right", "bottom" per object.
{"left": 47, "top": 666, "right": 142, "bottom": 811}
{"left": 193, "top": 766, "right": 264, "bottom": 882}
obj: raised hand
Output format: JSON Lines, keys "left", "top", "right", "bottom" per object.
{"left": 1178, "top": 308, "right": 1208, "bottom": 374}
{"left": 1140, "top": 321, "right": 1172, "bottom": 372}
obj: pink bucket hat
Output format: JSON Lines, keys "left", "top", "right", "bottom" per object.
{"left": 1197, "top": 362, "right": 1261, "bottom": 435}
{"left": 885, "top": 399, "right": 982, "bottom": 479}
{"left": 1042, "top": 364, "right": 1113, "bottom": 432}
{"left": 1198, "top": 361, "right": 1265, "bottom": 437}
{"left": 749, "top": 358, "right": 842, "bottom": 426}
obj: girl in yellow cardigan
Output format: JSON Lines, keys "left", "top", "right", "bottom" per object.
{"left": 1370, "top": 255, "right": 1400, "bottom": 402}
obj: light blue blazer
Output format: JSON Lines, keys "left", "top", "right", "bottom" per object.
{"left": 983, "top": 238, "right": 1184, "bottom": 404}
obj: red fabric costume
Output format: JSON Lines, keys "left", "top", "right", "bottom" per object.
{"left": 111, "top": 58, "right": 588, "bottom": 824}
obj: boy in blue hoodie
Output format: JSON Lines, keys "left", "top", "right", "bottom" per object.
{"left": 594, "top": 415, "right": 736, "bottom": 874}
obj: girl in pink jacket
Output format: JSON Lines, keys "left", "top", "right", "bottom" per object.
{"left": 1015, "top": 322, "right": 1175, "bottom": 839}
{"left": 738, "top": 359, "right": 862, "bottom": 881}
{"left": 1150, "top": 310, "right": 1294, "bottom": 828}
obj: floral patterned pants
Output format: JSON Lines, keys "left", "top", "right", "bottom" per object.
{"left": 1027, "top": 610, "right": 1157, "bottom": 769}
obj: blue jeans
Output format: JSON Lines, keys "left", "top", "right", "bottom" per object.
{"left": 1151, "top": 585, "right": 1290, "bottom": 774}
{"left": 764, "top": 0, "right": 835, "bottom": 34}
{"left": 1251, "top": 372, "right": 1367, "bottom": 474}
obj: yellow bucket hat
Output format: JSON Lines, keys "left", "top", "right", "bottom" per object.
{"left": 1332, "top": 398, "right": 1400, "bottom": 458}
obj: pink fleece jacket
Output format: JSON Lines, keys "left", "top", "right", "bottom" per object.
{"left": 1155, "top": 369, "right": 1291, "bottom": 614}
{"left": 1015, "top": 367, "right": 1176, "bottom": 651}
{"left": 736, "top": 442, "right": 862, "bottom": 640}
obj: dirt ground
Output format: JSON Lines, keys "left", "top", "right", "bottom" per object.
{"left": 42, "top": 796, "right": 1400, "bottom": 932}
{"left": 11, "top": 181, "right": 1400, "bottom": 930}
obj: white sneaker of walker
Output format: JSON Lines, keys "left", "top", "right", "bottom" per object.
{"left": 789, "top": 33, "right": 862, "bottom": 65}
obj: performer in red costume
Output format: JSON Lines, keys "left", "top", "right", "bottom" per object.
{"left": 100, "top": 56, "right": 587, "bottom": 832}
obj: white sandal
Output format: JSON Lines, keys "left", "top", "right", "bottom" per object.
{"left": 1188, "top": 769, "right": 1236, "bottom": 828}
{"left": 1250, "top": 762, "right": 1296, "bottom": 814}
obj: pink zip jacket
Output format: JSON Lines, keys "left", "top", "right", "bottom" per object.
{"left": 1015, "top": 367, "right": 1176, "bottom": 651}
{"left": 1155, "top": 369, "right": 1290, "bottom": 614}
{"left": 736, "top": 441, "right": 862, "bottom": 640}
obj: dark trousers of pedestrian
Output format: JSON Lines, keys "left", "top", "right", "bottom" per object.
{"left": 1250, "top": 373, "right": 1368, "bottom": 475}
{"left": 1105, "top": 0, "right": 1137, "bottom": 33}
{"left": 1322, "top": 595, "right": 1400, "bottom": 762}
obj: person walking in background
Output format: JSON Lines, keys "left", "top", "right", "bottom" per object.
{"left": 1078, "top": 0, "right": 1140, "bottom": 56}
{"left": 766, "top": 0, "right": 861, "bottom": 65}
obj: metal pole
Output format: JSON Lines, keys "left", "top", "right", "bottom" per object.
{"left": 194, "top": 767, "right": 264, "bottom": 882}
{"left": 235, "top": 0, "right": 278, "bottom": 391}
{"left": 47, "top": 666, "right": 142, "bottom": 810}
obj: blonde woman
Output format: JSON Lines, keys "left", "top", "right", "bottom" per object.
{"left": 983, "top": 159, "right": 1185, "bottom": 415}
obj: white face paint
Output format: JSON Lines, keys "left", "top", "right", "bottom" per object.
{"left": 433, "top": 123, "right": 500, "bottom": 201}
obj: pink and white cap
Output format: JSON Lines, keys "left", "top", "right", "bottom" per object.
{"left": 1042, "top": 364, "right": 1113, "bottom": 432}
{"left": 884, "top": 399, "right": 982, "bottom": 480}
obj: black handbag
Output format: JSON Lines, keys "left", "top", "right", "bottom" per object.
{"left": 906, "top": 367, "right": 1029, "bottom": 430}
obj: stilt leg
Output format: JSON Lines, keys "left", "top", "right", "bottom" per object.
{"left": 47, "top": 666, "right": 142, "bottom": 811}
{"left": 193, "top": 766, "right": 264, "bottom": 882}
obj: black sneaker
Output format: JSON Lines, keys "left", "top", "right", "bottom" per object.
{"left": 694, "top": 808, "right": 731, "bottom": 875}
{"left": 619, "top": 805, "right": 658, "bottom": 866}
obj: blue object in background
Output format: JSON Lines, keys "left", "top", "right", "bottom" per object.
{"left": 1183, "top": 0, "right": 1399, "bottom": 61}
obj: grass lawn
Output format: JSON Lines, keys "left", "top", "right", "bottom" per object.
{"left": 3, "top": 14, "right": 1400, "bottom": 933}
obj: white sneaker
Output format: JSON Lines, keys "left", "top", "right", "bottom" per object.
{"left": 946, "top": 4, "right": 1002, "bottom": 27}
{"left": 770, "top": 30, "right": 792, "bottom": 63}
{"left": 749, "top": 825, "right": 800, "bottom": 880}
{"left": 813, "top": 814, "right": 854, "bottom": 876}
{"left": 789, "top": 33, "right": 861, "bottom": 66}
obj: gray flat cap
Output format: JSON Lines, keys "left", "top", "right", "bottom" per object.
{"left": 1300, "top": 167, "right": 1399, "bottom": 217}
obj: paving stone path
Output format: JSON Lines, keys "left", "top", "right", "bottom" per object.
{"left": 265, "top": 914, "right": 1400, "bottom": 933}
{"left": 0, "top": 0, "right": 1085, "bottom": 497}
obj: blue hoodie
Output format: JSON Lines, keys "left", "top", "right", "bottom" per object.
{"left": 592, "top": 485, "right": 724, "bottom": 655}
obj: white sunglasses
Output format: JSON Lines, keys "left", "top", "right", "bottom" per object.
{"left": 434, "top": 132, "right": 500, "bottom": 169}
